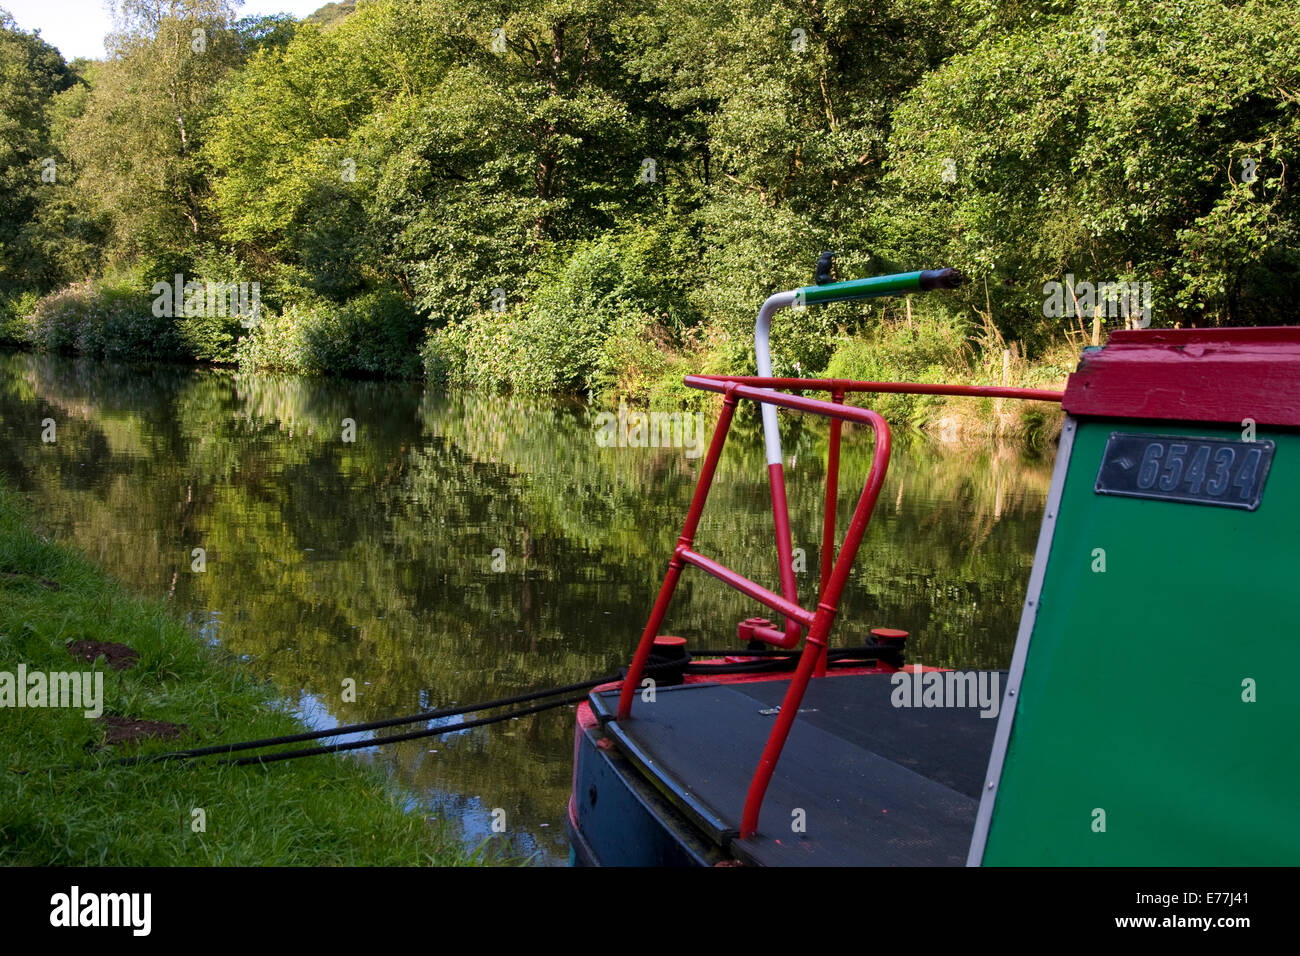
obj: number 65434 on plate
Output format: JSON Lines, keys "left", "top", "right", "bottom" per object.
{"left": 1094, "top": 433, "right": 1274, "bottom": 511}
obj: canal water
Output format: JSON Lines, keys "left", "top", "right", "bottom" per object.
{"left": 0, "top": 351, "right": 1055, "bottom": 864}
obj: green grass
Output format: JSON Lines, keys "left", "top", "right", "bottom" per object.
{"left": 0, "top": 483, "right": 481, "bottom": 866}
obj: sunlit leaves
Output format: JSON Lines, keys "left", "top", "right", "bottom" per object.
{"left": 878, "top": 0, "right": 1300, "bottom": 332}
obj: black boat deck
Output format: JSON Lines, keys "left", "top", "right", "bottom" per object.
{"left": 589, "top": 673, "right": 1003, "bottom": 866}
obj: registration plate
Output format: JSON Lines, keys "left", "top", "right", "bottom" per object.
{"left": 1094, "top": 433, "right": 1274, "bottom": 510}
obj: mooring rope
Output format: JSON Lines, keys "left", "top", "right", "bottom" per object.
{"left": 79, "top": 645, "right": 887, "bottom": 770}
{"left": 110, "top": 671, "right": 629, "bottom": 767}
{"left": 226, "top": 692, "right": 592, "bottom": 766}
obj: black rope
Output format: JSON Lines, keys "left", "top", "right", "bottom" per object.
{"left": 109, "top": 649, "right": 817, "bottom": 767}
{"left": 84, "top": 644, "right": 892, "bottom": 771}
{"left": 225, "top": 693, "right": 590, "bottom": 766}
{"left": 110, "top": 671, "right": 626, "bottom": 767}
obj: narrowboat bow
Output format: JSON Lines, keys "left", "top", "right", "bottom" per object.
{"left": 568, "top": 266, "right": 1300, "bottom": 866}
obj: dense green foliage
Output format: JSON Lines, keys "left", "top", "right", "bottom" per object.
{"left": 877, "top": 0, "right": 1300, "bottom": 339}
{"left": 0, "top": 10, "right": 77, "bottom": 296}
{"left": 1, "top": 0, "right": 1296, "bottom": 404}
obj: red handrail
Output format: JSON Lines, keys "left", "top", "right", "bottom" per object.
{"left": 691, "top": 375, "right": 1065, "bottom": 403}
{"left": 817, "top": 389, "right": 844, "bottom": 676}
{"left": 695, "top": 376, "right": 1062, "bottom": 674}
{"left": 615, "top": 378, "right": 893, "bottom": 840}
{"left": 614, "top": 375, "right": 1062, "bottom": 841}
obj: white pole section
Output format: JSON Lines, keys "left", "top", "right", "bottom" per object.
{"left": 754, "top": 290, "right": 799, "bottom": 467}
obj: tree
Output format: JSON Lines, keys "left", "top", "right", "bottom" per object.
{"left": 622, "top": 0, "right": 967, "bottom": 370}
{"left": 208, "top": 0, "right": 662, "bottom": 322}
{"left": 876, "top": 0, "right": 1300, "bottom": 336}
{"left": 0, "top": 10, "right": 74, "bottom": 294}
{"left": 63, "top": 0, "right": 244, "bottom": 272}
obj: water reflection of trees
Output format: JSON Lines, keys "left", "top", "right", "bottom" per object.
{"left": 0, "top": 352, "right": 1053, "bottom": 861}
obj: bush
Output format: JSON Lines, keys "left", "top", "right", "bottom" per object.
{"left": 236, "top": 288, "right": 425, "bottom": 378}
{"left": 423, "top": 228, "right": 700, "bottom": 395}
{"left": 0, "top": 290, "right": 39, "bottom": 346}
{"left": 422, "top": 298, "right": 614, "bottom": 394}
{"left": 176, "top": 306, "right": 247, "bottom": 364}
{"left": 420, "top": 306, "right": 515, "bottom": 391}
{"left": 175, "top": 249, "right": 263, "bottom": 364}
{"left": 590, "top": 309, "right": 677, "bottom": 401}
{"left": 824, "top": 304, "right": 973, "bottom": 426}
{"left": 23, "top": 271, "right": 181, "bottom": 361}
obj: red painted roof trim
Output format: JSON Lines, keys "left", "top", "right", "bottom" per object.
{"left": 1062, "top": 327, "right": 1300, "bottom": 428}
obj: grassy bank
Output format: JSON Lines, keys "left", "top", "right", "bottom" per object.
{"left": 0, "top": 482, "right": 478, "bottom": 866}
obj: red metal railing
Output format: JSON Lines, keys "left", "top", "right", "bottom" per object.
{"left": 615, "top": 376, "right": 1064, "bottom": 841}
{"left": 691, "top": 375, "right": 1066, "bottom": 403}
